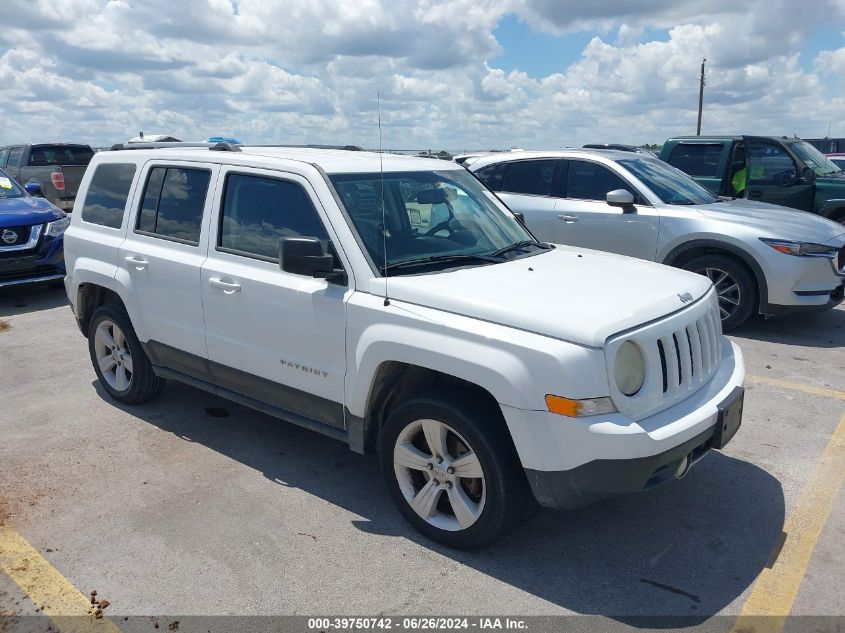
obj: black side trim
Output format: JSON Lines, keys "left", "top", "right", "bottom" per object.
{"left": 212, "top": 361, "right": 345, "bottom": 429}
{"left": 142, "top": 340, "right": 346, "bottom": 430}
{"left": 662, "top": 239, "right": 769, "bottom": 307}
{"left": 153, "top": 365, "right": 347, "bottom": 445}
{"left": 144, "top": 340, "right": 212, "bottom": 382}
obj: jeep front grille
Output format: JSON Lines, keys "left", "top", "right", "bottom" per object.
{"left": 605, "top": 289, "right": 722, "bottom": 422}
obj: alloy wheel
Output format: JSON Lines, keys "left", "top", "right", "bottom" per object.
{"left": 393, "top": 419, "right": 486, "bottom": 532}
{"left": 93, "top": 319, "right": 134, "bottom": 391}
{"left": 697, "top": 266, "right": 741, "bottom": 321}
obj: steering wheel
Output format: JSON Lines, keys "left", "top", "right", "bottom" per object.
{"left": 424, "top": 218, "right": 455, "bottom": 237}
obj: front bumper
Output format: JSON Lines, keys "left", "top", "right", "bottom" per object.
{"left": 0, "top": 233, "right": 65, "bottom": 288}
{"left": 501, "top": 339, "right": 745, "bottom": 510}
{"left": 761, "top": 281, "right": 844, "bottom": 316}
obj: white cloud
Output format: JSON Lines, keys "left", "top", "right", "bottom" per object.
{"left": 0, "top": 0, "right": 843, "bottom": 148}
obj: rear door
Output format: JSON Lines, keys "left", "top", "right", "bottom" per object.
{"left": 118, "top": 161, "right": 217, "bottom": 370}
{"left": 743, "top": 136, "right": 815, "bottom": 211}
{"left": 200, "top": 166, "right": 349, "bottom": 429}
{"left": 553, "top": 159, "right": 659, "bottom": 260}
{"left": 473, "top": 158, "right": 560, "bottom": 241}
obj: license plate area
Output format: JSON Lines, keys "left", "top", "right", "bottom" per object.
{"left": 714, "top": 386, "right": 744, "bottom": 449}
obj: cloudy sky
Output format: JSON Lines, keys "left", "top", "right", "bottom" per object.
{"left": 2, "top": 0, "right": 844, "bottom": 150}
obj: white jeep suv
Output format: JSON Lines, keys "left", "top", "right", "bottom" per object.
{"left": 469, "top": 150, "right": 845, "bottom": 330}
{"left": 64, "top": 143, "right": 745, "bottom": 547}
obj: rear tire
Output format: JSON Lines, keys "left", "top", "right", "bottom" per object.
{"left": 87, "top": 303, "right": 165, "bottom": 404}
{"left": 379, "top": 388, "right": 528, "bottom": 549}
{"left": 681, "top": 254, "right": 756, "bottom": 331}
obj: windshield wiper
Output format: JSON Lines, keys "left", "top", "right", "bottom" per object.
{"left": 488, "top": 240, "right": 551, "bottom": 257}
{"left": 382, "top": 253, "right": 501, "bottom": 272}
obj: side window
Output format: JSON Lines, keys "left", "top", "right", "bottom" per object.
{"left": 0, "top": 148, "right": 10, "bottom": 167}
{"left": 566, "top": 161, "right": 636, "bottom": 202}
{"left": 473, "top": 162, "right": 508, "bottom": 192}
{"left": 6, "top": 147, "right": 24, "bottom": 169}
{"left": 667, "top": 144, "right": 724, "bottom": 177}
{"left": 747, "top": 142, "right": 797, "bottom": 184}
{"left": 219, "top": 173, "right": 329, "bottom": 261}
{"left": 81, "top": 163, "right": 137, "bottom": 229}
{"left": 500, "top": 160, "right": 556, "bottom": 196}
{"left": 135, "top": 167, "right": 210, "bottom": 244}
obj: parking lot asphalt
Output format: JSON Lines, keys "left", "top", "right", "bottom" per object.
{"left": 1, "top": 285, "right": 843, "bottom": 628}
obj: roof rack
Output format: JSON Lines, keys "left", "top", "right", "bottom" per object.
{"left": 109, "top": 142, "right": 362, "bottom": 152}
{"left": 109, "top": 142, "right": 217, "bottom": 151}
{"left": 248, "top": 144, "right": 364, "bottom": 151}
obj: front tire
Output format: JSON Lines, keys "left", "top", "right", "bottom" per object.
{"left": 681, "top": 254, "right": 757, "bottom": 331}
{"left": 87, "top": 303, "right": 165, "bottom": 404}
{"left": 379, "top": 389, "right": 527, "bottom": 549}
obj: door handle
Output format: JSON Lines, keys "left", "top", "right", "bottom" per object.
{"left": 209, "top": 278, "right": 242, "bottom": 293}
{"left": 124, "top": 255, "right": 148, "bottom": 270}
{"left": 557, "top": 214, "right": 579, "bottom": 223}
{"left": 748, "top": 189, "right": 762, "bottom": 199}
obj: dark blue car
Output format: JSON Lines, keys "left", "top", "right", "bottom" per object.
{"left": 0, "top": 167, "right": 68, "bottom": 289}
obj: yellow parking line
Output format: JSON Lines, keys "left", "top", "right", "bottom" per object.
{"left": 0, "top": 525, "right": 121, "bottom": 632}
{"left": 746, "top": 374, "right": 845, "bottom": 401}
{"left": 731, "top": 413, "right": 845, "bottom": 632}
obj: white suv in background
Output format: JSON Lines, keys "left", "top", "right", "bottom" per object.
{"left": 469, "top": 150, "right": 845, "bottom": 330}
{"left": 64, "top": 143, "right": 745, "bottom": 547}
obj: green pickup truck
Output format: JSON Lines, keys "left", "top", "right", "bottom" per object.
{"left": 660, "top": 136, "right": 845, "bottom": 224}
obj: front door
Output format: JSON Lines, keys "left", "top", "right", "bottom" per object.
{"left": 201, "top": 167, "right": 349, "bottom": 429}
{"left": 743, "top": 137, "right": 815, "bottom": 211}
{"left": 553, "top": 159, "right": 660, "bottom": 260}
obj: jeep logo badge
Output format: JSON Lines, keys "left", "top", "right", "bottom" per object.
{"left": 1, "top": 229, "right": 18, "bottom": 244}
{"left": 678, "top": 292, "right": 694, "bottom": 304}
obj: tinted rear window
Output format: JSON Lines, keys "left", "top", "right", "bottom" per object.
{"left": 500, "top": 159, "right": 557, "bottom": 196}
{"left": 667, "top": 144, "right": 724, "bottom": 178}
{"left": 136, "top": 166, "right": 210, "bottom": 244}
{"left": 28, "top": 145, "right": 94, "bottom": 166}
{"left": 81, "top": 163, "right": 137, "bottom": 229}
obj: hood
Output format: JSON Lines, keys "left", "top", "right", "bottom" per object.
{"left": 382, "top": 246, "right": 713, "bottom": 348}
{"left": 695, "top": 199, "right": 845, "bottom": 244}
{"left": 0, "top": 195, "right": 63, "bottom": 227}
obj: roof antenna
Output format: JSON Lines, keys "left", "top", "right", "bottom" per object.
{"left": 378, "top": 92, "right": 390, "bottom": 307}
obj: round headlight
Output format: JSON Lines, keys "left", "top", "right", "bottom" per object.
{"left": 614, "top": 341, "right": 645, "bottom": 396}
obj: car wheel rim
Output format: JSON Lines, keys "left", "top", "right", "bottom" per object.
{"left": 93, "top": 319, "right": 133, "bottom": 392}
{"left": 393, "top": 419, "right": 486, "bottom": 532}
{"left": 695, "top": 267, "right": 741, "bottom": 321}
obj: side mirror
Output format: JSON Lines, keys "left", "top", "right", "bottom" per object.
{"left": 513, "top": 211, "right": 526, "bottom": 225}
{"left": 798, "top": 167, "right": 816, "bottom": 184}
{"left": 606, "top": 189, "right": 636, "bottom": 213}
{"left": 279, "top": 236, "right": 345, "bottom": 283}
{"left": 25, "top": 181, "right": 43, "bottom": 196}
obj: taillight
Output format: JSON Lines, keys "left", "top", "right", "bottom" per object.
{"left": 51, "top": 172, "right": 65, "bottom": 190}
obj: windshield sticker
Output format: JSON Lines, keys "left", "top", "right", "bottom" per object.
{"left": 0, "top": 178, "right": 12, "bottom": 189}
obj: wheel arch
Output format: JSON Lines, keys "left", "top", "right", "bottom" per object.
{"left": 75, "top": 283, "right": 130, "bottom": 338}
{"left": 350, "top": 360, "right": 513, "bottom": 455}
{"left": 662, "top": 239, "right": 768, "bottom": 308}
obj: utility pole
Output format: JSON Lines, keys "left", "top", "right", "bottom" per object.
{"left": 696, "top": 58, "right": 706, "bottom": 136}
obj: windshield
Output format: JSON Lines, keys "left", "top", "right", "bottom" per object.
{"left": 617, "top": 157, "right": 719, "bottom": 205}
{"left": 329, "top": 169, "right": 536, "bottom": 274}
{"left": 0, "top": 168, "right": 25, "bottom": 199}
{"left": 790, "top": 141, "right": 842, "bottom": 176}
